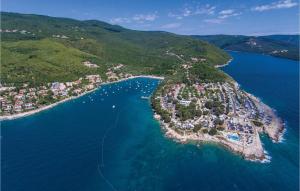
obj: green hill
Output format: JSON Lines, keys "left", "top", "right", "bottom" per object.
{"left": 1, "top": 39, "right": 106, "bottom": 85}
{"left": 262, "top": 35, "right": 299, "bottom": 46}
{"left": 1, "top": 12, "right": 230, "bottom": 86}
{"left": 192, "top": 34, "right": 299, "bottom": 60}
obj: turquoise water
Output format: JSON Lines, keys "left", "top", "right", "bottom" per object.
{"left": 1, "top": 52, "right": 299, "bottom": 191}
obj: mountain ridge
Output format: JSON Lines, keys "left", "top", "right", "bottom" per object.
{"left": 192, "top": 34, "right": 299, "bottom": 60}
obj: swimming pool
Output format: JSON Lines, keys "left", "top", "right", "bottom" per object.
{"left": 227, "top": 134, "right": 240, "bottom": 141}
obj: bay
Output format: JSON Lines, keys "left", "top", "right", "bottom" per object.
{"left": 1, "top": 51, "right": 299, "bottom": 191}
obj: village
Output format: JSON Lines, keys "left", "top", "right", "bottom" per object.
{"left": 0, "top": 61, "right": 131, "bottom": 116}
{"left": 0, "top": 74, "right": 102, "bottom": 115}
{"left": 153, "top": 81, "right": 283, "bottom": 160}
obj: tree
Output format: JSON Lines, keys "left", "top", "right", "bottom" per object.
{"left": 202, "top": 110, "right": 209, "bottom": 115}
{"left": 208, "top": 128, "right": 217, "bottom": 136}
{"left": 169, "top": 122, "right": 175, "bottom": 128}
{"left": 195, "top": 109, "right": 202, "bottom": 117}
{"left": 162, "top": 111, "right": 171, "bottom": 123}
{"left": 202, "top": 129, "right": 208, "bottom": 134}
{"left": 193, "top": 124, "right": 202, "bottom": 132}
{"left": 214, "top": 118, "right": 224, "bottom": 125}
{"left": 252, "top": 120, "right": 263, "bottom": 127}
{"left": 205, "top": 101, "right": 213, "bottom": 109}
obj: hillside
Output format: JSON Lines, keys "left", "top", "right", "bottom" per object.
{"left": 192, "top": 34, "right": 299, "bottom": 60}
{"left": 1, "top": 39, "right": 106, "bottom": 85}
{"left": 1, "top": 12, "right": 230, "bottom": 86}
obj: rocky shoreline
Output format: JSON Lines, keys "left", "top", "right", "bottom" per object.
{"left": 156, "top": 115, "right": 281, "bottom": 162}
{"left": 152, "top": 86, "right": 284, "bottom": 162}
{"left": 246, "top": 92, "right": 285, "bottom": 142}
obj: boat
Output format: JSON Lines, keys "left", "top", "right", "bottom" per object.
{"left": 141, "top": 96, "right": 149, "bottom": 99}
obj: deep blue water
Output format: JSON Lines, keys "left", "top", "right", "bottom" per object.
{"left": 1, "top": 52, "right": 299, "bottom": 191}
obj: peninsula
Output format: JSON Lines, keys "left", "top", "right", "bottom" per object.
{"left": 151, "top": 80, "right": 283, "bottom": 161}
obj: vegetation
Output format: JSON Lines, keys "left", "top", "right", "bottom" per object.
{"left": 208, "top": 128, "right": 218, "bottom": 136}
{"left": 1, "top": 12, "right": 231, "bottom": 86}
{"left": 37, "top": 94, "right": 55, "bottom": 105}
{"left": 175, "top": 101, "right": 197, "bottom": 121}
{"left": 1, "top": 12, "right": 236, "bottom": 128}
{"left": 216, "top": 126, "right": 224, "bottom": 131}
{"left": 204, "top": 100, "right": 225, "bottom": 116}
{"left": 151, "top": 97, "right": 171, "bottom": 123}
{"left": 189, "top": 63, "right": 229, "bottom": 83}
{"left": 151, "top": 82, "right": 172, "bottom": 123}
{"left": 1, "top": 39, "right": 106, "bottom": 86}
{"left": 193, "top": 124, "right": 202, "bottom": 132}
{"left": 192, "top": 34, "right": 299, "bottom": 60}
{"left": 252, "top": 120, "right": 263, "bottom": 127}
{"left": 214, "top": 118, "right": 224, "bottom": 126}
{"left": 202, "top": 129, "right": 208, "bottom": 134}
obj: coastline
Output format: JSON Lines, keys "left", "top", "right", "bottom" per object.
{"left": 0, "top": 87, "right": 99, "bottom": 121}
{"left": 101, "top": 75, "right": 164, "bottom": 86}
{"left": 0, "top": 75, "right": 164, "bottom": 121}
{"left": 152, "top": 79, "right": 284, "bottom": 162}
{"left": 1, "top": 70, "right": 284, "bottom": 162}
{"left": 215, "top": 58, "right": 233, "bottom": 68}
{"left": 245, "top": 92, "right": 284, "bottom": 142}
{"left": 227, "top": 68, "right": 284, "bottom": 142}
{"left": 158, "top": 120, "right": 267, "bottom": 162}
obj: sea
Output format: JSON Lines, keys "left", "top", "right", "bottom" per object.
{"left": 1, "top": 51, "right": 299, "bottom": 191}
